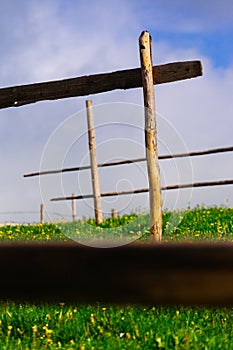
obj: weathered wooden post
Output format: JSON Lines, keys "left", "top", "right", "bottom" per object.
{"left": 139, "top": 31, "right": 162, "bottom": 241}
{"left": 86, "top": 100, "right": 103, "bottom": 225}
{"left": 111, "top": 208, "right": 117, "bottom": 219}
{"left": 72, "top": 193, "right": 76, "bottom": 221}
{"left": 40, "top": 203, "right": 44, "bottom": 224}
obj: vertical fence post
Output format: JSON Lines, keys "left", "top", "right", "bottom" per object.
{"left": 139, "top": 31, "right": 162, "bottom": 241}
{"left": 40, "top": 203, "right": 44, "bottom": 224}
{"left": 86, "top": 100, "right": 103, "bottom": 225}
{"left": 72, "top": 193, "right": 76, "bottom": 221}
{"left": 111, "top": 208, "right": 117, "bottom": 219}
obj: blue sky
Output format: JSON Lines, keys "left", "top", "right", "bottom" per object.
{"left": 0, "top": 0, "right": 232, "bottom": 223}
{"left": 146, "top": 0, "right": 233, "bottom": 68}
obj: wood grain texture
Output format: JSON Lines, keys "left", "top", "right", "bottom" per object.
{"left": 0, "top": 61, "right": 202, "bottom": 109}
{"left": 86, "top": 100, "right": 103, "bottom": 224}
{"left": 0, "top": 242, "right": 232, "bottom": 305}
{"left": 139, "top": 31, "right": 162, "bottom": 241}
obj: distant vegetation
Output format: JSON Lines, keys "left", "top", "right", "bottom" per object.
{"left": 0, "top": 206, "right": 232, "bottom": 242}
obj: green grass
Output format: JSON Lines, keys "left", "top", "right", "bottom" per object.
{"left": 162, "top": 206, "right": 233, "bottom": 241}
{"left": 0, "top": 206, "right": 232, "bottom": 349}
{"left": 0, "top": 206, "right": 232, "bottom": 243}
{"left": 0, "top": 303, "right": 233, "bottom": 349}
{"left": 0, "top": 223, "right": 65, "bottom": 242}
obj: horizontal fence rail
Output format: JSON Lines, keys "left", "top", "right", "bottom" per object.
{"left": 51, "top": 179, "right": 233, "bottom": 201}
{"left": 0, "top": 61, "right": 202, "bottom": 109}
{"left": 0, "top": 242, "right": 233, "bottom": 305}
{"left": 23, "top": 145, "right": 233, "bottom": 178}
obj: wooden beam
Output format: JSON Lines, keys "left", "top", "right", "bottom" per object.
{"left": 139, "top": 31, "right": 162, "bottom": 241}
{"left": 163, "top": 179, "right": 233, "bottom": 190}
{"left": 111, "top": 208, "right": 117, "bottom": 218}
{"left": 86, "top": 100, "right": 103, "bottom": 224}
{"left": 50, "top": 179, "right": 233, "bottom": 201}
{"left": 40, "top": 203, "right": 44, "bottom": 224}
{"left": 0, "top": 61, "right": 202, "bottom": 109}
{"left": 72, "top": 193, "right": 76, "bottom": 221}
{"left": 0, "top": 242, "right": 233, "bottom": 305}
{"left": 24, "top": 145, "right": 233, "bottom": 178}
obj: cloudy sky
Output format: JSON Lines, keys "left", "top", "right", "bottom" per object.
{"left": 0, "top": 0, "right": 232, "bottom": 223}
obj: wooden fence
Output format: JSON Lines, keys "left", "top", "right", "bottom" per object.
{"left": 1, "top": 31, "right": 202, "bottom": 239}
{"left": 24, "top": 104, "right": 233, "bottom": 217}
{"left": 1, "top": 31, "right": 233, "bottom": 304}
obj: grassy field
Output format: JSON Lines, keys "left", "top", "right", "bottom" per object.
{"left": 0, "top": 206, "right": 232, "bottom": 349}
{"left": 0, "top": 206, "right": 232, "bottom": 243}
{"left": 0, "top": 303, "right": 232, "bottom": 349}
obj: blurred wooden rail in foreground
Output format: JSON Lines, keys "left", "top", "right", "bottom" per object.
{"left": 0, "top": 242, "right": 233, "bottom": 305}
